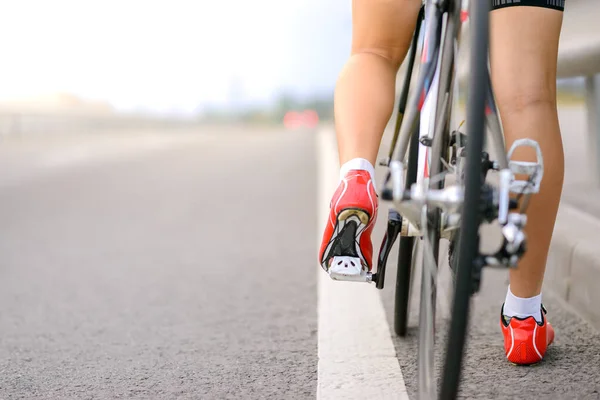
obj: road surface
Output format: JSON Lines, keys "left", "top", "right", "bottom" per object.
{"left": 1, "top": 114, "right": 599, "bottom": 398}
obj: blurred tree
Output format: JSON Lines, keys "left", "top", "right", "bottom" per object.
{"left": 197, "top": 90, "right": 334, "bottom": 125}
{"left": 273, "top": 91, "right": 300, "bottom": 121}
{"left": 272, "top": 90, "right": 334, "bottom": 122}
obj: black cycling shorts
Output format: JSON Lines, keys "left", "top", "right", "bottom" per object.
{"left": 491, "top": 0, "right": 564, "bottom": 12}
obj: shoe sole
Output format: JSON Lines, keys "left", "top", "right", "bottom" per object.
{"left": 321, "top": 208, "right": 371, "bottom": 280}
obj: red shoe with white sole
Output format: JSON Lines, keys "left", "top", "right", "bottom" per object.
{"left": 500, "top": 304, "right": 555, "bottom": 365}
{"left": 318, "top": 170, "right": 378, "bottom": 281}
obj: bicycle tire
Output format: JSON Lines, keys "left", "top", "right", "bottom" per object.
{"left": 416, "top": 1, "right": 461, "bottom": 396}
{"left": 394, "top": 117, "right": 421, "bottom": 337}
{"left": 439, "top": 1, "right": 490, "bottom": 399}
{"left": 392, "top": 7, "right": 425, "bottom": 338}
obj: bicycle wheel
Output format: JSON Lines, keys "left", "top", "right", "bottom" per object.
{"left": 392, "top": 6, "right": 425, "bottom": 337}
{"left": 416, "top": 0, "right": 462, "bottom": 396}
{"left": 440, "top": 1, "right": 490, "bottom": 399}
{"left": 393, "top": 117, "right": 420, "bottom": 337}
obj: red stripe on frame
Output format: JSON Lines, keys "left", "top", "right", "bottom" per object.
{"left": 418, "top": 90, "right": 427, "bottom": 110}
{"left": 424, "top": 148, "right": 430, "bottom": 178}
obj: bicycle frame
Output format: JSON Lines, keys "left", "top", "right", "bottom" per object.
{"left": 382, "top": 0, "right": 511, "bottom": 232}
{"left": 376, "top": 0, "right": 534, "bottom": 291}
{"left": 374, "top": 2, "right": 546, "bottom": 398}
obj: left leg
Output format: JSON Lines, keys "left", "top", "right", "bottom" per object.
{"left": 490, "top": 1, "right": 564, "bottom": 365}
{"left": 491, "top": 3, "right": 565, "bottom": 300}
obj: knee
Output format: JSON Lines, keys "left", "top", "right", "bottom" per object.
{"left": 352, "top": 47, "right": 407, "bottom": 71}
{"left": 495, "top": 83, "right": 557, "bottom": 117}
{"left": 351, "top": 0, "right": 422, "bottom": 70}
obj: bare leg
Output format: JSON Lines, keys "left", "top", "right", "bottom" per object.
{"left": 490, "top": 7, "right": 564, "bottom": 298}
{"left": 335, "top": 0, "right": 422, "bottom": 166}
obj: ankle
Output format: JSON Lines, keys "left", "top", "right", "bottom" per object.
{"left": 503, "top": 286, "right": 543, "bottom": 323}
{"left": 339, "top": 158, "right": 375, "bottom": 182}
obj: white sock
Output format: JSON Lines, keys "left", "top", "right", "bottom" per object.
{"left": 339, "top": 158, "right": 375, "bottom": 182}
{"left": 503, "top": 286, "right": 542, "bottom": 323}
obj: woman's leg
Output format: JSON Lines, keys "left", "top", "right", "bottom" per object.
{"left": 335, "top": 0, "right": 422, "bottom": 166}
{"left": 490, "top": 6, "right": 564, "bottom": 312}
{"left": 318, "top": 0, "right": 421, "bottom": 275}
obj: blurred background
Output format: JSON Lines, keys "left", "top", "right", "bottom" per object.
{"left": 0, "top": 2, "right": 354, "bottom": 397}
{"left": 0, "top": 0, "right": 352, "bottom": 130}
{"left": 0, "top": 1, "right": 590, "bottom": 132}
{"left": 0, "top": 1, "right": 590, "bottom": 151}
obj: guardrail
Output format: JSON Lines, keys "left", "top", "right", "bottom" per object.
{"left": 558, "top": 0, "right": 600, "bottom": 185}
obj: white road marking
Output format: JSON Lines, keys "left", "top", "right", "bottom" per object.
{"left": 316, "top": 127, "right": 410, "bottom": 400}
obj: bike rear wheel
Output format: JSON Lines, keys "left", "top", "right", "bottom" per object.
{"left": 416, "top": 1, "right": 459, "bottom": 397}
{"left": 392, "top": 6, "right": 425, "bottom": 337}
{"left": 393, "top": 118, "right": 421, "bottom": 337}
{"left": 440, "top": 1, "right": 490, "bottom": 398}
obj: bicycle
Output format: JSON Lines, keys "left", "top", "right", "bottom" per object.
{"left": 364, "top": 0, "right": 543, "bottom": 398}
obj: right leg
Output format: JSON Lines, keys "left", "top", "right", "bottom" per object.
{"left": 319, "top": 0, "right": 421, "bottom": 277}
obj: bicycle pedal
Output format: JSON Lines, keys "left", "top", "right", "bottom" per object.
{"left": 507, "top": 139, "right": 544, "bottom": 194}
{"left": 374, "top": 211, "right": 403, "bottom": 289}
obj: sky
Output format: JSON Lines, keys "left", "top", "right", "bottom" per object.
{"left": 0, "top": 0, "right": 352, "bottom": 114}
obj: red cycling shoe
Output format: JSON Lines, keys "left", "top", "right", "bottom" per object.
{"left": 500, "top": 304, "right": 555, "bottom": 365}
{"left": 318, "top": 170, "right": 378, "bottom": 281}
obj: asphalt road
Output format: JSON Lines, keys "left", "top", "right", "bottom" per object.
{"left": 1, "top": 117, "right": 600, "bottom": 399}
{"left": 0, "top": 128, "right": 318, "bottom": 399}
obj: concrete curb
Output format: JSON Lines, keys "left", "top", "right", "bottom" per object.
{"left": 545, "top": 203, "right": 600, "bottom": 330}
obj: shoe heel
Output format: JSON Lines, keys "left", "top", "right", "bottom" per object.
{"left": 507, "top": 342, "right": 543, "bottom": 365}
{"left": 337, "top": 208, "right": 370, "bottom": 225}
